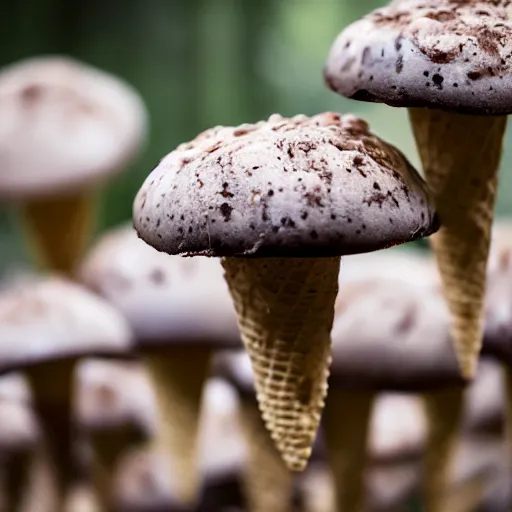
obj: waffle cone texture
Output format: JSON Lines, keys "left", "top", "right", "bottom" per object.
{"left": 409, "top": 109, "right": 506, "bottom": 378}
{"left": 222, "top": 256, "right": 340, "bottom": 471}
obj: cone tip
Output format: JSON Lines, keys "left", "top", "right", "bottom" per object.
{"left": 458, "top": 355, "right": 478, "bottom": 380}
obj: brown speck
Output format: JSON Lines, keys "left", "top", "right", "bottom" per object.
{"left": 396, "top": 55, "right": 403, "bottom": 73}
{"left": 310, "top": 230, "right": 319, "bottom": 239}
{"left": 219, "top": 203, "right": 233, "bottom": 222}
{"left": 220, "top": 182, "right": 234, "bottom": 198}
{"left": 432, "top": 74, "right": 444, "bottom": 89}
{"left": 20, "top": 84, "right": 42, "bottom": 103}
{"left": 149, "top": 268, "right": 166, "bottom": 285}
{"left": 394, "top": 303, "right": 416, "bottom": 334}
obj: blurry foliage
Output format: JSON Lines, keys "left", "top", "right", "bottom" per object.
{"left": 1, "top": 0, "right": 511, "bottom": 267}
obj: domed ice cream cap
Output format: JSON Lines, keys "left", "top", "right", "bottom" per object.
{"left": 0, "top": 56, "right": 147, "bottom": 199}
{"left": 133, "top": 112, "right": 437, "bottom": 257}
{"left": 132, "top": 111, "right": 438, "bottom": 472}
{"left": 324, "top": 0, "right": 512, "bottom": 381}
{"left": 324, "top": 0, "right": 512, "bottom": 115}
{"left": 0, "top": 276, "right": 133, "bottom": 374}
{"left": 79, "top": 225, "right": 240, "bottom": 350}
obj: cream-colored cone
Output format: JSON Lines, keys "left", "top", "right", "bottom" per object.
{"left": 143, "top": 348, "right": 212, "bottom": 504}
{"left": 19, "top": 189, "right": 95, "bottom": 276}
{"left": 222, "top": 257, "right": 340, "bottom": 471}
{"left": 323, "top": 388, "right": 375, "bottom": 512}
{"left": 442, "top": 475, "right": 487, "bottom": 512}
{"left": 409, "top": 109, "right": 506, "bottom": 379}
{"left": 422, "top": 387, "right": 465, "bottom": 512}
{"left": 239, "top": 398, "right": 294, "bottom": 512}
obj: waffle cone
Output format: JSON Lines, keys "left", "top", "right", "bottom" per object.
{"left": 422, "top": 387, "right": 465, "bottom": 512}
{"left": 222, "top": 257, "right": 340, "bottom": 471}
{"left": 409, "top": 109, "right": 506, "bottom": 379}
{"left": 239, "top": 398, "right": 293, "bottom": 512}
{"left": 323, "top": 388, "right": 375, "bottom": 512}
{"left": 144, "top": 348, "right": 212, "bottom": 504}
{"left": 20, "top": 190, "right": 95, "bottom": 276}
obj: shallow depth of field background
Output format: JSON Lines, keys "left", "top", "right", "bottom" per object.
{"left": 1, "top": 0, "right": 512, "bottom": 265}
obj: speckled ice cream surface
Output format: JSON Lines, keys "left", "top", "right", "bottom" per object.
{"left": 330, "top": 274, "right": 463, "bottom": 391}
{"left": 325, "top": 0, "right": 512, "bottom": 114}
{"left": 0, "top": 277, "right": 134, "bottom": 374}
{"left": 79, "top": 225, "right": 241, "bottom": 348}
{"left": 133, "top": 113, "right": 438, "bottom": 258}
{"left": 0, "top": 56, "right": 147, "bottom": 198}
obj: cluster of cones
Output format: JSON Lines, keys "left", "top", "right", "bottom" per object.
{"left": 0, "top": 1, "right": 511, "bottom": 510}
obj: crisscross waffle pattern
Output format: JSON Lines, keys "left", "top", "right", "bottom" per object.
{"left": 222, "top": 256, "right": 340, "bottom": 471}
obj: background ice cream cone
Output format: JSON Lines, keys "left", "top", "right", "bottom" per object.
{"left": 144, "top": 349, "right": 212, "bottom": 505}
{"left": 20, "top": 190, "right": 95, "bottom": 276}
{"left": 222, "top": 256, "right": 340, "bottom": 471}
{"left": 323, "top": 388, "right": 375, "bottom": 512}
{"left": 422, "top": 387, "right": 465, "bottom": 512}
{"left": 239, "top": 398, "right": 294, "bottom": 512}
{"left": 409, "top": 108, "right": 506, "bottom": 379}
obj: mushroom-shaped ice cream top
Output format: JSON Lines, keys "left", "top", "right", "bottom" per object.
{"left": 340, "top": 247, "right": 438, "bottom": 288}
{"left": 325, "top": 0, "right": 512, "bottom": 382}
{"left": 133, "top": 112, "right": 437, "bottom": 257}
{"left": 0, "top": 277, "right": 134, "bottom": 374}
{"left": 324, "top": 0, "right": 512, "bottom": 115}
{"left": 132, "top": 112, "right": 438, "bottom": 473}
{"left": 0, "top": 56, "right": 147, "bottom": 198}
{"left": 331, "top": 276, "right": 461, "bottom": 391}
{"left": 79, "top": 225, "right": 240, "bottom": 348}
{"left": 77, "top": 360, "right": 157, "bottom": 437}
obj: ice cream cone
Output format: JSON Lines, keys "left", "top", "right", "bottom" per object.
{"left": 323, "top": 388, "right": 375, "bottom": 512}
{"left": 143, "top": 348, "right": 212, "bottom": 504}
{"left": 238, "top": 398, "right": 294, "bottom": 512}
{"left": 422, "top": 387, "right": 465, "bottom": 512}
{"left": 20, "top": 190, "right": 95, "bottom": 276}
{"left": 222, "top": 256, "right": 340, "bottom": 471}
{"left": 26, "top": 359, "right": 78, "bottom": 512}
{"left": 409, "top": 108, "right": 506, "bottom": 379}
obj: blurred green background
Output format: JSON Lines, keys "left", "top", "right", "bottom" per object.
{"left": 1, "top": 0, "right": 512, "bottom": 266}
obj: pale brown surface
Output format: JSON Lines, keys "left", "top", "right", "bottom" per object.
{"left": 222, "top": 256, "right": 340, "bottom": 471}
{"left": 409, "top": 108, "right": 506, "bottom": 378}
